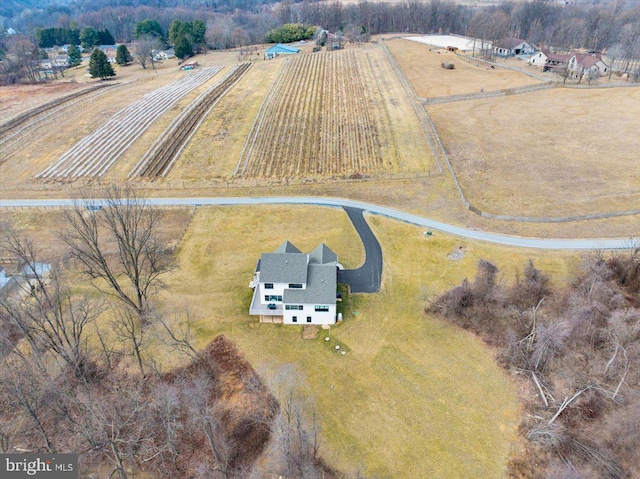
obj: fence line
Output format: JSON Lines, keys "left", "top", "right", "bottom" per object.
{"left": 422, "top": 82, "right": 555, "bottom": 105}
{"left": 381, "top": 42, "right": 443, "bottom": 175}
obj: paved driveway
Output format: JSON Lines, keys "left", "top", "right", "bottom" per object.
{"left": 337, "top": 206, "right": 382, "bottom": 293}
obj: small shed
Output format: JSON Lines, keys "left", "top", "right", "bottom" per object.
{"left": 180, "top": 61, "right": 199, "bottom": 71}
{"left": 264, "top": 44, "right": 300, "bottom": 60}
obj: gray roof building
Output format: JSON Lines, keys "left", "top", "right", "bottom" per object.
{"left": 259, "top": 252, "right": 308, "bottom": 284}
{"left": 284, "top": 264, "right": 336, "bottom": 304}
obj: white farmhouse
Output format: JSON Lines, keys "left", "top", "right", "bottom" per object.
{"left": 249, "top": 241, "right": 338, "bottom": 325}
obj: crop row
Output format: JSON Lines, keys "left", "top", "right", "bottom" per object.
{"left": 130, "top": 63, "right": 252, "bottom": 179}
{"left": 0, "top": 84, "right": 120, "bottom": 165}
{"left": 234, "top": 50, "right": 389, "bottom": 178}
{"left": 0, "top": 83, "right": 115, "bottom": 139}
{"left": 37, "top": 67, "right": 222, "bottom": 179}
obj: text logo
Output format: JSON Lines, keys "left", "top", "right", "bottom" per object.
{"left": 1, "top": 454, "right": 78, "bottom": 478}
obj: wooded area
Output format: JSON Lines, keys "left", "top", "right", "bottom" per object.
{"left": 429, "top": 250, "right": 640, "bottom": 478}
{"left": 0, "top": 189, "right": 343, "bottom": 478}
{"left": 2, "top": 0, "right": 639, "bottom": 54}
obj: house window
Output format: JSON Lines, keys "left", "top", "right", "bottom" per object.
{"left": 264, "top": 283, "right": 274, "bottom": 289}
{"left": 285, "top": 305, "right": 303, "bottom": 310}
{"left": 314, "top": 305, "right": 330, "bottom": 312}
{"left": 288, "top": 283, "right": 303, "bottom": 289}
{"left": 264, "top": 295, "right": 282, "bottom": 302}
{"left": 307, "top": 316, "right": 312, "bottom": 323}
{"left": 292, "top": 316, "right": 297, "bottom": 323}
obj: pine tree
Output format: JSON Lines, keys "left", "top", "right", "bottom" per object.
{"left": 174, "top": 35, "right": 193, "bottom": 61}
{"left": 89, "top": 48, "right": 115, "bottom": 80}
{"left": 115, "top": 44, "right": 133, "bottom": 66}
{"left": 67, "top": 44, "right": 82, "bottom": 67}
{"left": 80, "top": 27, "right": 99, "bottom": 50}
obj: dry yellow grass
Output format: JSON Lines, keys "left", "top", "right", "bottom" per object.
{"left": 386, "top": 38, "right": 541, "bottom": 98}
{"left": 171, "top": 45, "right": 434, "bottom": 181}
{"left": 0, "top": 203, "right": 586, "bottom": 477}
{"left": 168, "top": 61, "right": 280, "bottom": 181}
{"left": 427, "top": 86, "right": 640, "bottom": 217}
{"left": 156, "top": 205, "right": 580, "bottom": 478}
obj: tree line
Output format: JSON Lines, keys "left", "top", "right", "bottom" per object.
{"left": 0, "top": 187, "right": 353, "bottom": 478}
{"left": 2, "top": 0, "right": 639, "bottom": 56}
{"left": 429, "top": 250, "right": 640, "bottom": 478}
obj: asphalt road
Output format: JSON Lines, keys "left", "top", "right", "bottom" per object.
{"left": 0, "top": 196, "right": 637, "bottom": 250}
{"left": 337, "top": 207, "right": 382, "bottom": 293}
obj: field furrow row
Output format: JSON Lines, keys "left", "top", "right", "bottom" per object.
{"left": 234, "top": 50, "right": 390, "bottom": 178}
{"left": 37, "top": 67, "right": 222, "bottom": 179}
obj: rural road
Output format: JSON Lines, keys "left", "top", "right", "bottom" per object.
{"left": 0, "top": 196, "right": 637, "bottom": 250}
{"left": 338, "top": 207, "right": 382, "bottom": 293}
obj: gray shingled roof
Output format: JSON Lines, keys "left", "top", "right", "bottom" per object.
{"left": 284, "top": 264, "right": 336, "bottom": 304}
{"left": 274, "top": 240, "right": 302, "bottom": 254}
{"left": 260, "top": 253, "right": 308, "bottom": 283}
{"left": 309, "top": 243, "right": 337, "bottom": 265}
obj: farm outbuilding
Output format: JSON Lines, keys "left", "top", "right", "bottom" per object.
{"left": 493, "top": 38, "right": 535, "bottom": 57}
{"left": 264, "top": 44, "right": 300, "bottom": 60}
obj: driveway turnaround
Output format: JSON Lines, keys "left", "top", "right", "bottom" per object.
{"left": 337, "top": 207, "right": 382, "bottom": 293}
{"left": 0, "top": 196, "right": 637, "bottom": 250}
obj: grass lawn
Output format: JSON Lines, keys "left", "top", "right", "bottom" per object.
{"left": 386, "top": 38, "right": 541, "bottom": 98}
{"left": 427, "top": 86, "right": 640, "bottom": 217}
{"left": 159, "top": 204, "right": 580, "bottom": 478}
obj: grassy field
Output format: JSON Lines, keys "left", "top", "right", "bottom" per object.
{"left": 427, "top": 86, "right": 640, "bottom": 217}
{"left": 385, "top": 38, "right": 541, "bottom": 98}
{"left": 156, "top": 205, "right": 579, "bottom": 478}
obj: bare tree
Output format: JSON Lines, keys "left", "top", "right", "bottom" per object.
{"left": 131, "top": 35, "right": 162, "bottom": 70}
{"left": 0, "top": 232, "right": 101, "bottom": 380}
{"left": 113, "top": 305, "right": 147, "bottom": 377}
{"left": 186, "top": 375, "right": 233, "bottom": 478}
{"left": 264, "top": 365, "right": 322, "bottom": 479}
{"left": 62, "top": 186, "right": 171, "bottom": 323}
{"left": 0, "top": 352, "right": 56, "bottom": 452}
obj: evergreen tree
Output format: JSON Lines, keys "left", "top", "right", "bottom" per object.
{"left": 174, "top": 35, "right": 193, "bottom": 61}
{"left": 89, "top": 48, "right": 115, "bottom": 80}
{"left": 115, "top": 44, "right": 133, "bottom": 65}
{"left": 134, "top": 19, "right": 164, "bottom": 40}
{"left": 80, "top": 27, "right": 99, "bottom": 50}
{"left": 67, "top": 44, "right": 82, "bottom": 67}
{"left": 169, "top": 20, "right": 185, "bottom": 46}
{"left": 98, "top": 29, "right": 115, "bottom": 45}
{"left": 191, "top": 20, "right": 206, "bottom": 46}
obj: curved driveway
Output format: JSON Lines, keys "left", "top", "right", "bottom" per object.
{"left": 338, "top": 207, "right": 382, "bottom": 293}
{"left": 0, "top": 196, "right": 637, "bottom": 250}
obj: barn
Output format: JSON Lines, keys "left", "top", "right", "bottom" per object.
{"left": 264, "top": 44, "right": 300, "bottom": 60}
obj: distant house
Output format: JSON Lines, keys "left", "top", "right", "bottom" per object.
{"left": 53, "top": 54, "right": 69, "bottom": 68}
{"left": 153, "top": 48, "right": 175, "bottom": 61}
{"left": 249, "top": 241, "right": 338, "bottom": 325}
{"left": 528, "top": 50, "right": 548, "bottom": 67}
{"left": 569, "top": 52, "right": 609, "bottom": 78}
{"left": 529, "top": 48, "right": 608, "bottom": 78}
{"left": 264, "top": 44, "right": 300, "bottom": 60}
{"left": 0, "top": 262, "right": 51, "bottom": 299}
{"left": 493, "top": 38, "right": 535, "bottom": 57}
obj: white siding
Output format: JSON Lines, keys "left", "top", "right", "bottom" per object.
{"left": 283, "top": 304, "right": 336, "bottom": 325}
{"left": 258, "top": 281, "right": 287, "bottom": 306}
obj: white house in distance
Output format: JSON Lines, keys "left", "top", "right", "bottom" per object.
{"left": 249, "top": 241, "right": 338, "bottom": 325}
{"left": 493, "top": 38, "right": 535, "bottom": 57}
